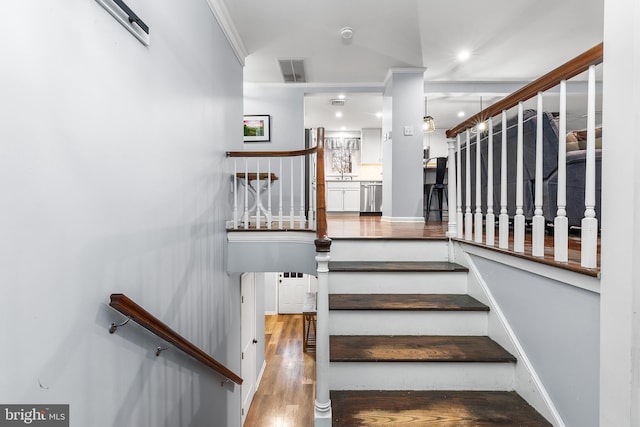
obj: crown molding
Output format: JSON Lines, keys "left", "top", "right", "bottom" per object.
{"left": 206, "top": 0, "right": 247, "bottom": 66}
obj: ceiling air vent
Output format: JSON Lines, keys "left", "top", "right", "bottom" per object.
{"left": 278, "top": 59, "right": 307, "bottom": 83}
{"left": 330, "top": 99, "right": 346, "bottom": 106}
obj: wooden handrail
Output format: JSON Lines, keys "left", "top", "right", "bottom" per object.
{"left": 314, "top": 127, "right": 331, "bottom": 251}
{"left": 446, "top": 42, "right": 603, "bottom": 138}
{"left": 109, "top": 293, "right": 243, "bottom": 385}
{"left": 226, "top": 147, "right": 318, "bottom": 158}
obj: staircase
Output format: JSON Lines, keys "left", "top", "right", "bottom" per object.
{"left": 326, "top": 237, "right": 551, "bottom": 426}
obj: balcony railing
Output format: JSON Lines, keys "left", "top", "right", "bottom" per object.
{"left": 445, "top": 43, "right": 603, "bottom": 269}
{"left": 226, "top": 128, "right": 329, "bottom": 243}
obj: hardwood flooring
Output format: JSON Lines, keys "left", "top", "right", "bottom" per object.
{"left": 243, "top": 314, "right": 315, "bottom": 427}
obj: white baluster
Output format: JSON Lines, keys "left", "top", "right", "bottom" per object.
{"left": 465, "top": 130, "right": 473, "bottom": 240}
{"left": 581, "top": 65, "right": 598, "bottom": 268}
{"left": 532, "top": 93, "right": 545, "bottom": 256}
{"left": 243, "top": 159, "right": 249, "bottom": 229}
{"left": 264, "top": 159, "right": 271, "bottom": 228}
{"left": 278, "top": 157, "right": 283, "bottom": 229}
{"left": 256, "top": 159, "right": 261, "bottom": 230}
{"left": 514, "top": 102, "right": 525, "bottom": 253}
{"left": 499, "top": 110, "right": 509, "bottom": 249}
{"left": 486, "top": 117, "right": 495, "bottom": 246}
{"left": 474, "top": 127, "right": 483, "bottom": 243}
{"left": 447, "top": 138, "right": 458, "bottom": 241}
{"left": 233, "top": 159, "right": 238, "bottom": 229}
{"left": 554, "top": 80, "right": 569, "bottom": 262}
{"left": 456, "top": 134, "right": 463, "bottom": 238}
{"left": 290, "top": 157, "right": 294, "bottom": 228}
{"left": 299, "top": 157, "right": 305, "bottom": 228}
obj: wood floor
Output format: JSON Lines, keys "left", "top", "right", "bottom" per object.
{"left": 243, "top": 314, "right": 315, "bottom": 427}
{"left": 327, "top": 214, "right": 600, "bottom": 276}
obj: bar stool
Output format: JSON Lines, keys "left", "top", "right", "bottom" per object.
{"left": 425, "top": 157, "right": 448, "bottom": 222}
{"left": 302, "top": 292, "right": 317, "bottom": 352}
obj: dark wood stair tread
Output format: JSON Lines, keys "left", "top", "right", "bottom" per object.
{"left": 329, "top": 294, "right": 489, "bottom": 311}
{"left": 329, "top": 261, "right": 468, "bottom": 272}
{"left": 330, "top": 335, "right": 516, "bottom": 363}
{"left": 331, "top": 390, "right": 551, "bottom": 426}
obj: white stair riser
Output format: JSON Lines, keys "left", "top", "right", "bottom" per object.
{"left": 331, "top": 240, "right": 449, "bottom": 262}
{"left": 329, "top": 311, "right": 488, "bottom": 336}
{"left": 329, "top": 272, "right": 468, "bottom": 294}
{"left": 329, "top": 362, "right": 515, "bottom": 391}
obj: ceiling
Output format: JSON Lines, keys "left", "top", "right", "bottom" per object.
{"left": 222, "top": 0, "right": 604, "bottom": 132}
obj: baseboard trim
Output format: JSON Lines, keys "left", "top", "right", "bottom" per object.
{"left": 255, "top": 360, "right": 267, "bottom": 390}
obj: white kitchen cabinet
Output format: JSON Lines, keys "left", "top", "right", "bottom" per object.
{"left": 327, "top": 181, "right": 361, "bottom": 212}
{"left": 361, "top": 128, "right": 382, "bottom": 164}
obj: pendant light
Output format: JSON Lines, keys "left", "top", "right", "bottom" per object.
{"left": 423, "top": 96, "right": 435, "bottom": 133}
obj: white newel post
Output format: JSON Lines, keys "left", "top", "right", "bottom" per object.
{"left": 532, "top": 93, "right": 545, "bottom": 256}
{"left": 456, "top": 134, "right": 463, "bottom": 238}
{"left": 554, "top": 80, "right": 569, "bottom": 262}
{"left": 498, "top": 110, "right": 509, "bottom": 249}
{"left": 486, "top": 117, "right": 495, "bottom": 246}
{"left": 314, "top": 250, "right": 331, "bottom": 426}
{"left": 447, "top": 138, "right": 458, "bottom": 262}
{"left": 464, "top": 130, "right": 473, "bottom": 240}
{"left": 581, "top": 65, "right": 598, "bottom": 268}
{"left": 514, "top": 102, "right": 525, "bottom": 253}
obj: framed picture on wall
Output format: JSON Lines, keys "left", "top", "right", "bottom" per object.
{"left": 244, "top": 115, "right": 271, "bottom": 142}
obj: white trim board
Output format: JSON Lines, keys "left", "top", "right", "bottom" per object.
{"left": 457, "top": 242, "right": 600, "bottom": 294}
{"left": 206, "top": 0, "right": 247, "bottom": 66}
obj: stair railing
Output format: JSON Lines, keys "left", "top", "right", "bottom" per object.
{"left": 108, "top": 293, "right": 243, "bottom": 385}
{"left": 226, "top": 136, "right": 324, "bottom": 232}
{"left": 445, "top": 43, "right": 603, "bottom": 269}
{"left": 228, "top": 129, "right": 332, "bottom": 422}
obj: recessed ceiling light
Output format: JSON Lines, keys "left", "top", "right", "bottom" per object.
{"left": 338, "top": 94, "right": 346, "bottom": 100}
{"left": 335, "top": 112, "right": 343, "bottom": 118}
{"left": 458, "top": 111, "right": 465, "bottom": 117}
{"left": 376, "top": 112, "right": 382, "bottom": 118}
{"left": 340, "top": 126, "right": 346, "bottom": 131}
{"left": 457, "top": 50, "right": 471, "bottom": 61}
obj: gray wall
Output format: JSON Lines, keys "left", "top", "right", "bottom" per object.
{"left": 0, "top": 1, "right": 244, "bottom": 426}
{"left": 383, "top": 70, "right": 425, "bottom": 220}
{"left": 241, "top": 84, "right": 307, "bottom": 216}
{"left": 470, "top": 256, "right": 600, "bottom": 427}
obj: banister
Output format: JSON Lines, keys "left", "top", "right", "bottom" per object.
{"left": 226, "top": 147, "right": 319, "bottom": 158}
{"left": 446, "top": 42, "right": 603, "bottom": 138}
{"left": 109, "top": 293, "right": 243, "bottom": 385}
{"left": 314, "top": 127, "right": 331, "bottom": 251}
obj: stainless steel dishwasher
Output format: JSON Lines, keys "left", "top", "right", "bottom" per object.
{"left": 360, "top": 181, "right": 383, "bottom": 215}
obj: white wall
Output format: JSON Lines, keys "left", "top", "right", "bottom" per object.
{"left": 0, "top": 1, "right": 244, "bottom": 426}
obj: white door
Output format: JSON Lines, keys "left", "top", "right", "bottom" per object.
{"left": 278, "top": 272, "right": 307, "bottom": 314}
{"left": 241, "top": 273, "right": 257, "bottom": 425}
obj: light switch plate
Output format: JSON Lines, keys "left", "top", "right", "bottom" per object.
{"left": 403, "top": 126, "right": 414, "bottom": 136}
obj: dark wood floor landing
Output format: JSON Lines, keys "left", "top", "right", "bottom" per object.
{"left": 331, "top": 390, "right": 552, "bottom": 426}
